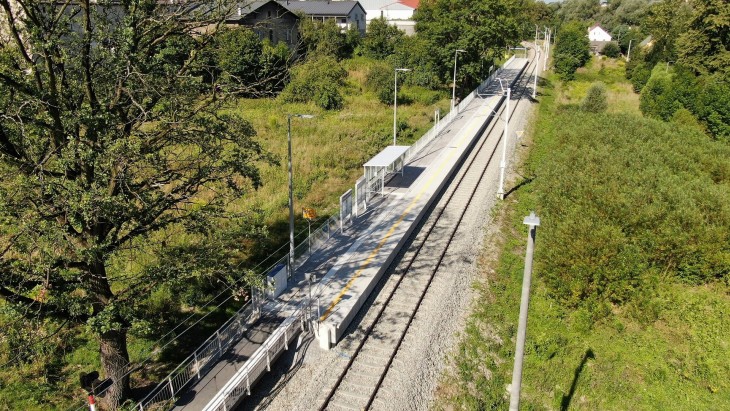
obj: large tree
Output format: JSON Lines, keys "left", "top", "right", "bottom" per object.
{"left": 0, "top": 0, "right": 270, "bottom": 408}
{"left": 414, "top": 0, "right": 526, "bottom": 92}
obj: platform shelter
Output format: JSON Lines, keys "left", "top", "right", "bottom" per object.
{"left": 363, "top": 145, "right": 410, "bottom": 198}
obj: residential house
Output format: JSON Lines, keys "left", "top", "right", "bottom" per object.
{"left": 588, "top": 23, "right": 612, "bottom": 42}
{"left": 359, "top": 0, "right": 418, "bottom": 35}
{"left": 278, "top": 1, "right": 367, "bottom": 35}
{"left": 227, "top": 1, "right": 300, "bottom": 47}
{"left": 588, "top": 23, "right": 616, "bottom": 55}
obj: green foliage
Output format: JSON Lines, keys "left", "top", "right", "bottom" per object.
{"left": 365, "top": 62, "right": 395, "bottom": 104}
{"left": 414, "top": 0, "right": 527, "bottom": 89}
{"left": 553, "top": 21, "right": 591, "bottom": 80}
{"left": 209, "top": 27, "right": 291, "bottom": 96}
{"left": 642, "top": 0, "right": 693, "bottom": 64}
{"left": 0, "top": 2, "right": 272, "bottom": 406}
{"left": 298, "top": 19, "right": 354, "bottom": 60}
{"left": 580, "top": 82, "right": 608, "bottom": 112}
{"left": 602, "top": 42, "right": 621, "bottom": 58}
{"left": 363, "top": 17, "right": 404, "bottom": 59}
{"left": 388, "top": 35, "right": 441, "bottom": 89}
{"left": 676, "top": 0, "right": 730, "bottom": 76}
{"left": 639, "top": 64, "right": 729, "bottom": 140}
{"left": 279, "top": 56, "right": 347, "bottom": 110}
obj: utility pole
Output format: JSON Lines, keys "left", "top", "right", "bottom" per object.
{"left": 497, "top": 87, "right": 511, "bottom": 200}
{"left": 533, "top": 46, "right": 539, "bottom": 99}
{"left": 509, "top": 211, "right": 541, "bottom": 411}
{"left": 452, "top": 49, "right": 466, "bottom": 112}
{"left": 627, "top": 39, "right": 633, "bottom": 62}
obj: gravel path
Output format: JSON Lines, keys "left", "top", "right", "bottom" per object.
{"left": 239, "top": 59, "right": 538, "bottom": 411}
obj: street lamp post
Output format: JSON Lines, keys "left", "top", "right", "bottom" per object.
{"left": 509, "top": 211, "right": 540, "bottom": 411}
{"left": 287, "top": 114, "right": 314, "bottom": 276}
{"left": 393, "top": 68, "right": 411, "bottom": 146}
{"left": 533, "top": 45, "right": 540, "bottom": 99}
{"left": 452, "top": 49, "right": 466, "bottom": 112}
{"left": 497, "top": 87, "right": 511, "bottom": 199}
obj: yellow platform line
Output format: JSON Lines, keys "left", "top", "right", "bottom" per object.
{"left": 319, "top": 96, "right": 498, "bottom": 322}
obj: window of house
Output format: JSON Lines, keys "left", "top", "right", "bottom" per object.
{"left": 340, "top": 18, "right": 346, "bottom": 24}
{"left": 267, "top": 11, "right": 271, "bottom": 18}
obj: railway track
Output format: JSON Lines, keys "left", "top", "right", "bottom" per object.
{"left": 317, "top": 54, "right": 539, "bottom": 411}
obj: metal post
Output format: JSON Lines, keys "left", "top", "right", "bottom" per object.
{"left": 393, "top": 69, "right": 398, "bottom": 146}
{"left": 286, "top": 114, "right": 313, "bottom": 275}
{"left": 533, "top": 46, "right": 539, "bottom": 99}
{"left": 287, "top": 115, "right": 295, "bottom": 277}
{"left": 627, "top": 39, "right": 632, "bottom": 62}
{"left": 498, "top": 88, "right": 511, "bottom": 199}
{"left": 452, "top": 49, "right": 465, "bottom": 112}
{"left": 509, "top": 212, "right": 540, "bottom": 411}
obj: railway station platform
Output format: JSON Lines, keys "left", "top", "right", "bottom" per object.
{"left": 166, "top": 56, "right": 529, "bottom": 411}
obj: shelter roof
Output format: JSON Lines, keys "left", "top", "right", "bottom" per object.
{"left": 364, "top": 145, "right": 410, "bottom": 168}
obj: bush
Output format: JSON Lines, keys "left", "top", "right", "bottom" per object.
{"left": 602, "top": 42, "right": 621, "bottom": 58}
{"left": 553, "top": 21, "right": 590, "bottom": 80}
{"left": 536, "top": 112, "right": 730, "bottom": 311}
{"left": 279, "top": 56, "right": 347, "bottom": 110}
{"left": 362, "top": 17, "right": 404, "bottom": 59}
{"left": 629, "top": 62, "right": 652, "bottom": 92}
{"left": 581, "top": 82, "right": 608, "bottom": 113}
{"left": 365, "top": 62, "right": 395, "bottom": 104}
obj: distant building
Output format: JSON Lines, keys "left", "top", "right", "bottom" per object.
{"left": 588, "top": 23, "right": 612, "bottom": 42}
{"left": 359, "top": 0, "right": 419, "bottom": 35}
{"left": 278, "top": 1, "right": 367, "bottom": 35}
{"left": 599, "top": 0, "right": 608, "bottom": 8}
{"left": 228, "top": 1, "right": 300, "bottom": 47}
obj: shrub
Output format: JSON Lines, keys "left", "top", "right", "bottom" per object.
{"left": 553, "top": 21, "right": 590, "bottom": 80}
{"left": 602, "top": 42, "right": 621, "bottom": 58}
{"left": 279, "top": 56, "right": 347, "bottom": 110}
{"left": 536, "top": 112, "right": 730, "bottom": 312}
{"left": 581, "top": 82, "right": 608, "bottom": 113}
{"left": 629, "top": 62, "right": 652, "bottom": 92}
{"left": 363, "top": 17, "right": 404, "bottom": 59}
{"left": 365, "top": 62, "right": 395, "bottom": 104}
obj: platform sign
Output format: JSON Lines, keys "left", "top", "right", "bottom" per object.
{"left": 340, "top": 189, "right": 353, "bottom": 230}
{"left": 303, "top": 207, "right": 317, "bottom": 220}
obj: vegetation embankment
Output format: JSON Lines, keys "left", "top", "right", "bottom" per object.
{"left": 438, "top": 57, "right": 730, "bottom": 410}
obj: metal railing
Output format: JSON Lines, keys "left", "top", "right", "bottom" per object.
{"left": 137, "top": 302, "right": 257, "bottom": 410}
{"left": 201, "top": 302, "right": 307, "bottom": 411}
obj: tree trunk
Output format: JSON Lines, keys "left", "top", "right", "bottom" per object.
{"left": 99, "top": 328, "right": 132, "bottom": 410}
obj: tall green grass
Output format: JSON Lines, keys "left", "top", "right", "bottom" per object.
{"left": 437, "top": 58, "right": 730, "bottom": 410}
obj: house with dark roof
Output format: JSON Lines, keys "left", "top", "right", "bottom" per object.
{"left": 278, "top": 1, "right": 367, "bottom": 35}
{"left": 227, "top": 1, "right": 300, "bottom": 47}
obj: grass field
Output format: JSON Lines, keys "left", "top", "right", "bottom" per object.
{"left": 435, "top": 57, "right": 730, "bottom": 410}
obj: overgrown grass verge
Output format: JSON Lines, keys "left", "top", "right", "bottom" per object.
{"left": 436, "top": 57, "right": 730, "bottom": 410}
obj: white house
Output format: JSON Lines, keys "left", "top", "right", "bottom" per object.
{"left": 588, "top": 23, "right": 612, "bottom": 42}
{"left": 359, "top": 0, "right": 418, "bottom": 35}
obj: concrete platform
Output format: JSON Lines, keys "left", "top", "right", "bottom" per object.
{"left": 314, "top": 58, "right": 528, "bottom": 349}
